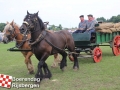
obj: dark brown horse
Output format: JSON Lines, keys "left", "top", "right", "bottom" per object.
{"left": 20, "top": 11, "right": 79, "bottom": 83}
{"left": 3, "top": 21, "right": 61, "bottom": 74}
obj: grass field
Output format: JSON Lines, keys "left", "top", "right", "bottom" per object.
{"left": 0, "top": 42, "right": 120, "bottom": 90}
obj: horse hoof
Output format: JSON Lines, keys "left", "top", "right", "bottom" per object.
{"left": 44, "top": 78, "right": 50, "bottom": 80}
{"left": 58, "top": 63, "right": 61, "bottom": 66}
{"left": 28, "top": 71, "right": 35, "bottom": 74}
{"left": 73, "top": 66, "right": 79, "bottom": 71}
{"left": 51, "top": 66, "right": 57, "bottom": 68}
{"left": 61, "top": 67, "right": 66, "bottom": 71}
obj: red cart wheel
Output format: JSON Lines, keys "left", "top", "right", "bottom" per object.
{"left": 112, "top": 35, "right": 120, "bottom": 56}
{"left": 93, "top": 47, "right": 102, "bottom": 63}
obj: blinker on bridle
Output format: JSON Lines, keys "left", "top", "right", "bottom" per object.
{"left": 23, "top": 21, "right": 29, "bottom": 26}
{"left": 23, "top": 16, "right": 37, "bottom": 26}
{"left": 23, "top": 17, "right": 38, "bottom": 34}
{"left": 7, "top": 25, "right": 19, "bottom": 39}
{"left": 8, "top": 25, "right": 15, "bottom": 35}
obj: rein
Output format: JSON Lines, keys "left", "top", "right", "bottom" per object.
{"left": 15, "top": 35, "right": 28, "bottom": 48}
{"left": 23, "top": 20, "right": 45, "bottom": 46}
{"left": 8, "top": 25, "right": 29, "bottom": 48}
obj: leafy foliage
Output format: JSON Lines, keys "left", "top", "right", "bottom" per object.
{"left": 97, "top": 17, "right": 106, "bottom": 22}
{"left": 108, "top": 15, "right": 120, "bottom": 23}
{"left": 0, "top": 23, "right": 6, "bottom": 32}
{"left": 96, "top": 15, "right": 120, "bottom": 23}
{"left": 48, "top": 24, "right": 62, "bottom": 31}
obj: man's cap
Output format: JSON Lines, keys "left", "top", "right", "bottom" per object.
{"left": 79, "top": 15, "right": 84, "bottom": 18}
{"left": 87, "top": 14, "right": 93, "bottom": 17}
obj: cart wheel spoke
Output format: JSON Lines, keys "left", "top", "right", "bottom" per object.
{"left": 112, "top": 35, "right": 120, "bottom": 56}
{"left": 93, "top": 47, "right": 102, "bottom": 63}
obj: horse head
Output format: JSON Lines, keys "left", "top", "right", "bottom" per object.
{"left": 3, "top": 20, "right": 19, "bottom": 43}
{"left": 20, "top": 11, "right": 45, "bottom": 34}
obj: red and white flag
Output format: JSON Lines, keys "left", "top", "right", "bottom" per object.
{"left": 0, "top": 74, "right": 12, "bottom": 88}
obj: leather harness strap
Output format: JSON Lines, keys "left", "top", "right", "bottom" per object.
{"left": 29, "top": 30, "right": 66, "bottom": 53}
{"left": 16, "top": 35, "right": 27, "bottom": 48}
{"left": 29, "top": 30, "right": 47, "bottom": 46}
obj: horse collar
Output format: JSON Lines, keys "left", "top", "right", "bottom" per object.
{"left": 29, "top": 30, "right": 46, "bottom": 46}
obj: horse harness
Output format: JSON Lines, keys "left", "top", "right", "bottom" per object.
{"left": 23, "top": 21, "right": 67, "bottom": 53}
{"left": 7, "top": 25, "right": 29, "bottom": 48}
{"left": 29, "top": 30, "right": 46, "bottom": 46}
{"left": 16, "top": 35, "right": 28, "bottom": 48}
{"left": 29, "top": 30, "right": 67, "bottom": 53}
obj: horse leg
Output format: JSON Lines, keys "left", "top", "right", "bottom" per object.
{"left": 35, "top": 53, "right": 51, "bottom": 83}
{"left": 25, "top": 52, "right": 34, "bottom": 74}
{"left": 68, "top": 46, "right": 79, "bottom": 70}
{"left": 59, "top": 51, "right": 67, "bottom": 71}
{"left": 22, "top": 53, "right": 32, "bottom": 74}
{"left": 28, "top": 59, "right": 34, "bottom": 74}
{"left": 72, "top": 53, "right": 79, "bottom": 70}
{"left": 43, "top": 62, "right": 52, "bottom": 79}
{"left": 51, "top": 53, "right": 61, "bottom": 68}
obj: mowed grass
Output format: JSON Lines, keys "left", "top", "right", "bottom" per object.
{"left": 0, "top": 42, "right": 120, "bottom": 90}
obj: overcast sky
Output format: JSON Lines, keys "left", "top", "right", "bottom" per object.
{"left": 0, "top": 0, "right": 120, "bottom": 28}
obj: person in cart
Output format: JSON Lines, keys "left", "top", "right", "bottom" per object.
{"left": 85, "top": 14, "right": 96, "bottom": 33}
{"left": 73, "top": 15, "right": 87, "bottom": 33}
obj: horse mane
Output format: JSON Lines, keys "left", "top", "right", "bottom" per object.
{"left": 3, "top": 23, "right": 12, "bottom": 33}
{"left": 13, "top": 22, "right": 20, "bottom": 28}
{"left": 3, "top": 22, "right": 20, "bottom": 33}
{"left": 37, "top": 16, "right": 45, "bottom": 30}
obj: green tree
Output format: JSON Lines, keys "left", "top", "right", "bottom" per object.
{"left": 58, "top": 24, "right": 62, "bottom": 30}
{"left": 108, "top": 16, "right": 117, "bottom": 22}
{"left": 107, "top": 15, "right": 120, "bottom": 23}
{"left": 96, "top": 17, "right": 106, "bottom": 22}
{"left": 0, "top": 23, "right": 6, "bottom": 32}
{"left": 48, "top": 24, "right": 63, "bottom": 31}
{"left": 48, "top": 25, "right": 56, "bottom": 30}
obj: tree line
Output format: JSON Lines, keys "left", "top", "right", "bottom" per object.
{"left": 48, "top": 24, "right": 63, "bottom": 30}
{"left": 0, "top": 23, "right": 63, "bottom": 32}
{"left": 0, "top": 14, "right": 120, "bottom": 31}
{"left": 96, "top": 14, "right": 120, "bottom": 23}
{"left": 0, "top": 23, "right": 6, "bottom": 32}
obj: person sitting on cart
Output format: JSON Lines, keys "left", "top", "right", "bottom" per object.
{"left": 84, "top": 14, "right": 96, "bottom": 33}
{"left": 73, "top": 15, "right": 87, "bottom": 33}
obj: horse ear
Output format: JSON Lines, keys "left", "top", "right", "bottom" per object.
{"left": 6, "top": 21, "right": 9, "bottom": 24}
{"left": 10, "top": 20, "right": 14, "bottom": 26}
{"left": 36, "top": 11, "right": 39, "bottom": 16}
{"left": 27, "top": 10, "right": 30, "bottom": 15}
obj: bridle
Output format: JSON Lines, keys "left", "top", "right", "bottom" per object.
{"left": 22, "top": 17, "right": 46, "bottom": 46}
{"left": 6, "top": 24, "right": 30, "bottom": 48}
{"left": 23, "top": 17, "right": 39, "bottom": 34}
{"left": 5, "top": 25, "right": 19, "bottom": 41}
